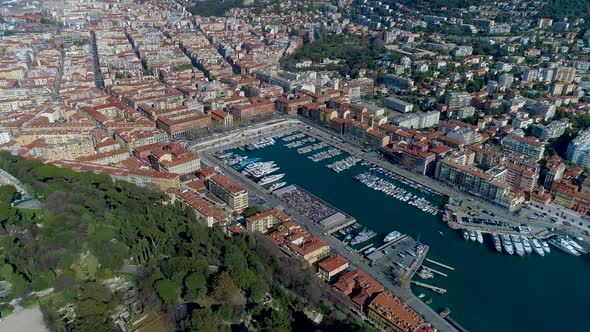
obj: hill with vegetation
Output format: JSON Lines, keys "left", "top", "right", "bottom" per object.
{"left": 282, "top": 33, "right": 385, "bottom": 78}
{"left": 538, "top": 0, "right": 590, "bottom": 21}
{"left": 0, "top": 152, "right": 371, "bottom": 331}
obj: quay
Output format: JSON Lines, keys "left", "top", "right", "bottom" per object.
{"left": 422, "top": 266, "right": 448, "bottom": 277}
{"left": 411, "top": 281, "right": 447, "bottom": 294}
{"left": 425, "top": 258, "right": 455, "bottom": 271}
{"left": 446, "top": 316, "right": 470, "bottom": 332}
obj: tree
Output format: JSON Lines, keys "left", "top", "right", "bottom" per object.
{"left": 155, "top": 278, "right": 180, "bottom": 305}
{"left": 180, "top": 307, "right": 223, "bottom": 332}
{"left": 209, "top": 271, "right": 241, "bottom": 304}
{"left": 253, "top": 306, "right": 293, "bottom": 332}
{"left": 184, "top": 271, "right": 207, "bottom": 300}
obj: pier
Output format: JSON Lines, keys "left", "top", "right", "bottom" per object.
{"left": 358, "top": 243, "right": 374, "bottom": 253}
{"left": 422, "top": 266, "right": 448, "bottom": 277}
{"left": 425, "top": 258, "right": 455, "bottom": 271}
{"left": 411, "top": 281, "right": 447, "bottom": 294}
{"left": 445, "top": 316, "right": 470, "bottom": 332}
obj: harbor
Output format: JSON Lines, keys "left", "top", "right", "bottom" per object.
{"left": 208, "top": 128, "right": 590, "bottom": 332}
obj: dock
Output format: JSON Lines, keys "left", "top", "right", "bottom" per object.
{"left": 411, "top": 281, "right": 447, "bottom": 294}
{"left": 425, "top": 258, "right": 455, "bottom": 271}
{"left": 358, "top": 243, "right": 374, "bottom": 253}
{"left": 375, "top": 235, "right": 407, "bottom": 251}
{"left": 422, "top": 266, "right": 448, "bottom": 277}
{"left": 445, "top": 316, "right": 470, "bottom": 332}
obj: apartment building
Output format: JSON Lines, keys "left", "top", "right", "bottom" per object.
{"left": 501, "top": 134, "right": 545, "bottom": 160}
{"left": 317, "top": 254, "right": 348, "bottom": 281}
{"left": 246, "top": 208, "right": 290, "bottom": 233}
{"left": 208, "top": 174, "right": 249, "bottom": 212}
{"left": 435, "top": 159, "right": 522, "bottom": 210}
{"left": 366, "top": 292, "right": 433, "bottom": 332}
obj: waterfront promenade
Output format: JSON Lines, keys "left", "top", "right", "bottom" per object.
{"left": 200, "top": 150, "right": 458, "bottom": 332}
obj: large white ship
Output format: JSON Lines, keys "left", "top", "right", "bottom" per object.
{"left": 549, "top": 237, "right": 580, "bottom": 256}
{"left": 258, "top": 173, "right": 285, "bottom": 186}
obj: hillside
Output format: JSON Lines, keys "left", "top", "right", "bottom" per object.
{"left": 0, "top": 152, "right": 369, "bottom": 331}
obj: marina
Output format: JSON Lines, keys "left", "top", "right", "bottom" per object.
{"left": 218, "top": 129, "right": 590, "bottom": 332}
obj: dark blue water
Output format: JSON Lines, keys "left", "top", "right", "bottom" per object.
{"left": 230, "top": 136, "right": 590, "bottom": 332}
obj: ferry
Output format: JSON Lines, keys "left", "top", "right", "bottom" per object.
{"left": 258, "top": 173, "right": 285, "bottom": 186}
{"left": 531, "top": 238, "right": 545, "bottom": 256}
{"left": 511, "top": 235, "right": 525, "bottom": 256}
{"left": 541, "top": 240, "right": 551, "bottom": 254}
{"left": 463, "top": 230, "right": 469, "bottom": 240}
{"left": 521, "top": 236, "right": 533, "bottom": 254}
{"left": 268, "top": 181, "right": 287, "bottom": 192}
{"left": 469, "top": 231, "right": 477, "bottom": 241}
{"left": 476, "top": 231, "right": 484, "bottom": 244}
{"left": 549, "top": 237, "right": 580, "bottom": 256}
{"left": 351, "top": 229, "right": 377, "bottom": 246}
{"left": 501, "top": 234, "right": 514, "bottom": 255}
{"left": 384, "top": 231, "right": 402, "bottom": 243}
{"left": 492, "top": 233, "right": 502, "bottom": 253}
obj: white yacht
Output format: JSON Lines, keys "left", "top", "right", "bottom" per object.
{"left": 476, "top": 231, "right": 484, "bottom": 244}
{"left": 531, "top": 238, "right": 545, "bottom": 256}
{"left": 469, "top": 231, "right": 477, "bottom": 241}
{"left": 549, "top": 237, "right": 580, "bottom": 256}
{"left": 384, "top": 231, "right": 402, "bottom": 243}
{"left": 565, "top": 237, "right": 588, "bottom": 254}
{"left": 511, "top": 235, "right": 525, "bottom": 256}
{"left": 521, "top": 236, "right": 533, "bottom": 254}
{"left": 492, "top": 233, "right": 502, "bottom": 253}
{"left": 268, "top": 182, "right": 287, "bottom": 192}
{"left": 463, "top": 230, "right": 469, "bottom": 241}
{"left": 541, "top": 240, "right": 551, "bottom": 254}
{"left": 258, "top": 173, "right": 285, "bottom": 186}
{"left": 501, "top": 234, "right": 514, "bottom": 255}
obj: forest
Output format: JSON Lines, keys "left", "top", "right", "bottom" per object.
{"left": 0, "top": 152, "right": 370, "bottom": 331}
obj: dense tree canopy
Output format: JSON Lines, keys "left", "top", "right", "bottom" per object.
{"left": 0, "top": 152, "right": 370, "bottom": 331}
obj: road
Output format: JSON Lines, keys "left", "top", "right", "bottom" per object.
{"left": 200, "top": 151, "right": 458, "bottom": 332}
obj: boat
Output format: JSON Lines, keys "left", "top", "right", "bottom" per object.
{"left": 501, "top": 234, "right": 514, "bottom": 255}
{"left": 469, "top": 231, "right": 477, "bottom": 241}
{"left": 216, "top": 152, "right": 234, "bottom": 159}
{"left": 258, "top": 173, "right": 285, "bottom": 186}
{"left": 344, "top": 234, "right": 352, "bottom": 242}
{"left": 521, "top": 236, "right": 533, "bottom": 254}
{"left": 476, "top": 231, "right": 484, "bottom": 244}
{"left": 549, "top": 237, "right": 580, "bottom": 256}
{"left": 364, "top": 247, "right": 376, "bottom": 255}
{"left": 492, "top": 233, "right": 502, "bottom": 253}
{"left": 510, "top": 234, "right": 525, "bottom": 256}
{"left": 565, "top": 237, "right": 588, "bottom": 254}
{"left": 531, "top": 238, "right": 545, "bottom": 256}
{"left": 541, "top": 240, "right": 551, "bottom": 254}
{"left": 384, "top": 231, "right": 402, "bottom": 243}
{"left": 418, "top": 293, "right": 426, "bottom": 299}
{"left": 268, "top": 181, "right": 287, "bottom": 192}
{"left": 351, "top": 229, "right": 377, "bottom": 246}
{"left": 463, "top": 230, "right": 469, "bottom": 240}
